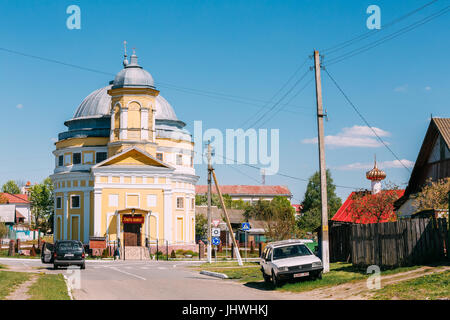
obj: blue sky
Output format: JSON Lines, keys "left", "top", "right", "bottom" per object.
{"left": 0, "top": 0, "right": 449, "bottom": 203}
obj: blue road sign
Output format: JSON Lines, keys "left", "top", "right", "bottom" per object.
{"left": 241, "top": 222, "right": 250, "bottom": 231}
{"left": 212, "top": 237, "right": 221, "bottom": 245}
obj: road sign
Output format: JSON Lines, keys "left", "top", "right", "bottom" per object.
{"left": 241, "top": 222, "right": 250, "bottom": 231}
{"left": 212, "top": 237, "right": 221, "bottom": 245}
{"left": 212, "top": 228, "right": 221, "bottom": 237}
{"left": 212, "top": 220, "right": 220, "bottom": 227}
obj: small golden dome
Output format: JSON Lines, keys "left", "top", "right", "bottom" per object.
{"left": 366, "top": 157, "right": 386, "bottom": 181}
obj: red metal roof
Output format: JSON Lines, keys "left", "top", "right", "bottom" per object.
{"left": 332, "top": 190, "right": 404, "bottom": 224}
{"left": 0, "top": 193, "right": 30, "bottom": 204}
{"left": 195, "top": 185, "right": 292, "bottom": 196}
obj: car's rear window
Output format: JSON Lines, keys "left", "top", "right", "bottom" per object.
{"left": 272, "top": 244, "right": 311, "bottom": 260}
{"left": 57, "top": 242, "right": 83, "bottom": 252}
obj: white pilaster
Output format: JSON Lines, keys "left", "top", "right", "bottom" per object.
{"left": 141, "top": 108, "right": 149, "bottom": 140}
{"left": 83, "top": 191, "right": 90, "bottom": 244}
{"left": 53, "top": 195, "right": 57, "bottom": 240}
{"left": 163, "top": 190, "right": 173, "bottom": 243}
{"left": 93, "top": 188, "right": 102, "bottom": 236}
{"left": 63, "top": 192, "right": 68, "bottom": 240}
{"left": 110, "top": 109, "right": 115, "bottom": 140}
{"left": 120, "top": 107, "right": 128, "bottom": 139}
{"left": 152, "top": 109, "right": 156, "bottom": 142}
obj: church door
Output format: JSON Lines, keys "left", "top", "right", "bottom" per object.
{"left": 124, "top": 223, "right": 141, "bottom": 246}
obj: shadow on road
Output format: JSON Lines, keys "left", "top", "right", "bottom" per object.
{"left": 243, "top": 281, "right": 274, "bottom": 291}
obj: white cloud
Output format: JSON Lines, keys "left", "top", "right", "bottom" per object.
{"left": 301, "top": 125, "right": 390, "bottom": 148}
{"left": 394, "top": 84, "right": 408, "bottom": 92}
{"left": 425, "top": 86, "right": 432, "bottom": 91}
{"left": 16, "top": 104, "right": 23, "bottom": 109}
{"left": 334, "top": 159, "right": 414, "bottom": 171}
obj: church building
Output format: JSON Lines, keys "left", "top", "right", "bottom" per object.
{"left": 50, "top": 49, "right": 198, "bottom": 252}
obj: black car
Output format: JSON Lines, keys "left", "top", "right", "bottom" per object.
{"left": 52, "top": 240, "right": 86, "bottom": 269}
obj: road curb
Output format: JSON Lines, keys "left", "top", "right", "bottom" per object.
{"left": 200, "top": 270, "right": 229, "bottom": 279}
{"left": 62, "top": 275, "right": 74, "bottom": 300}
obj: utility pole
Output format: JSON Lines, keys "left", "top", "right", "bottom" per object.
{"left": 313, "top": 50, "right": 330, "bottom": 273}
{"left": 206, "top": 141, "right": 212, "bottom": 263}
{"left": 211, "top": 169, "right": 243, "bottom": 266}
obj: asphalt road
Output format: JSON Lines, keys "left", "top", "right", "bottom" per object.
{"left": 0, "top": 258, "right": 291, "bottom": 300}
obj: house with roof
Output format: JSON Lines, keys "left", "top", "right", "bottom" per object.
{"left": 195, "top": 185, "right": 292, "bottom": 204}
{"left": 332, "top": 159, "right": 405, "bottom": 224}
{"left": 0, "top": 193, "right": 31, "bottom": 225}
{"left": 395, "top": 117, "right": 450, "bottom": 218}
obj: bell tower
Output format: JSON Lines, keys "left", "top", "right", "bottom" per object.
{"left": 107, "top": 46, "right": 159, "bottom": 157}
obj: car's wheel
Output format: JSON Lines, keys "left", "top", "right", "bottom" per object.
{"left": 262, "top": 270, "right": 270, "bottom": 283}
{"left": 80, "top": 263, "right": 85, "bottom": 270}
{"left": 317, "top": 271, "right": 323, "bottom": 280}
{"left": 272, "top": 271, "right": 280, "bottom": 287}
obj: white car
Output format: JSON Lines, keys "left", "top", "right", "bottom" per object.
{"left": 260, "top": 239, "right": 323, "bottom": 286}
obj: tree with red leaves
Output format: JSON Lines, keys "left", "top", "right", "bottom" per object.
{"left": 347, "top": 189, "right": 401, "bottom": 224}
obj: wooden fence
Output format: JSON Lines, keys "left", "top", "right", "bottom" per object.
{"left": 329, "top": 221, "right": 352, "bottom": 262}
{"left": 329, "top": 218, "right": 449, "bottom": 267}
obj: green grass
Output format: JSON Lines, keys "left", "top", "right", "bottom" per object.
{"left": 371, "top": 270, "right": 450, "bottom": 300}
{"left": 0, "top": 271, "right": 31, "bottom": 300}
{"left": 198, "top": 261, "right": 427, "bottom": 293}
{"left": 27, "top": 274, "right": 70, "bottom": 300}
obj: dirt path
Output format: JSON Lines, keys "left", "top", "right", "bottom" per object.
{"left": 282, "top": 266, "right": 450, "bottom": 300}
{"left": 4, "top": 274, "right": 39, "bottom": 300}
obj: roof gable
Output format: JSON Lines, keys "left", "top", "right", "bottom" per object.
{"left": 403, "top": 118, "right": 450, "bottom": 197}
{"left": 93, "top": 147, "right": 171, "bottom": 169}
{"left": 0, "top": 193, "right": 29, "bottom": 204}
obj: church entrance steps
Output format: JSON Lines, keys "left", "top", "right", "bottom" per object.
{"left": 120, "top": 246, "right": 151, "bottom": 260}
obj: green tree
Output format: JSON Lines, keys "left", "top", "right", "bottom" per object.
{"left": 245, "top": 196, "right": 299, "bottom": 241}
{"left": 0, "top": 220, "right": 7, "bottom": 239}
{"left": 29, "top": 177, "right": 54, "bottom": 234}
{"left": 297, "top": 170, "right": 342, "bottom": 232}
{"left": 1, "top": 180, "right": 21, "bottom": 194}
{"left": 195, "top": 213, "right": 208, "bottom": 239}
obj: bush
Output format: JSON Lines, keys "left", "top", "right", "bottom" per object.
{"left": 184, "top": 250, "right": 194, "bottom": 256}
{"left": 176, "top": 249, "right": 184, "bottom": 255}
{"left": 170, "top": 250, "right": 176, "bottom": 258}
{"left": 102, "top": 248, "right": 109, "bottom": 258}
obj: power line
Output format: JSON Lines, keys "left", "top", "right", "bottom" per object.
{"left": 213, "top": 152, "right": 360, "bottom": 190}
{"left": 256, "top": 76, "right": 315, "bottom": 128}
{"left": 323, "top": 67, "right": 412, "bottom": 173}
{"left": 0, "top": 46, "right": 308, "bottom": 114}
{"left": 324, "top": 5, "right": 450, "bottom": 66}
{"left": 322, "top": 0, "right": 439, "bottom": 55}
{"left": 239, "top": 57, "right": 310, "bottom": 128}
{"left": 245, "top": 68, "right": 311, "bottom": 130}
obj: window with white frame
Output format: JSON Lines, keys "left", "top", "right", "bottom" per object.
{"left": 147, "top": 194, "right": 157, "bottom": 207}
{"left": 108, "top": 194, "right": 119, "bottom": 207}
{"left": 73, "top": 153, "right": 81, "bottom": 165}
{"left": 70, "top": 195, "right": 80, "bottom": 208}
{"left": 58, "top": 155, "right": 63, "bottom": 166}
{"left": 156, "top": 152, "right": 163, "bottom": 162}
{"left": 176, "top": 197, "right": 184, "bottom": 209}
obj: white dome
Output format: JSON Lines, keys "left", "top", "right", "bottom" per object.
{"left": 72, "top": 85, "right": 179, "bottom": 122}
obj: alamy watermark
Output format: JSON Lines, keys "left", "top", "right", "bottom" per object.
{"left": 193, "top": 121, "right": 280, "bottom": 175}
{"left": 66, "top": 5, "right": 81, "bottom": 30}
{"left": 366, "top": 5, "right": 381, "bottom": 30}
{"left": 366, "top": 265, "right": 381, "bottom": 290}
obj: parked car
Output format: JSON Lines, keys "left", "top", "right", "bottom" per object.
{"left": 52, "top": 240, "right": 86, "bottom": 269}
{"left": 41, "top": 242, "right": 55, "bottom": 263}
{"left": 260, "top": 239, "right": 323, "bottom": 286}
